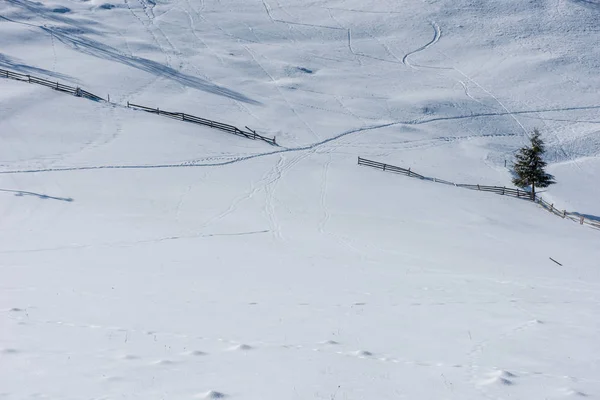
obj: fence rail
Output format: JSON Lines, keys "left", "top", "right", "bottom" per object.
{"left": 358, "top": 157, "right": 600, "bottom": 230}
{"left": 1, "top": 67, "right": 276, "bottom": 146}
{"left": 126, "top": 102, "right": 277, "bottom": 146}
{"left": 0, "top": 67, "right": 104, "bottom": 101}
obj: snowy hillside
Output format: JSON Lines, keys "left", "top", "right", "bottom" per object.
{"left": 1, "top": 0, "right": 599, "bottom": 399}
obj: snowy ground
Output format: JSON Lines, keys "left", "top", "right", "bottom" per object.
{"left": 1, "top": 0, "right": 600, "bottom": 399}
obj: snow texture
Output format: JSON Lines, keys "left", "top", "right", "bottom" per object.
{"left": 1, "top": 0, "right": 599, "bottom": 399}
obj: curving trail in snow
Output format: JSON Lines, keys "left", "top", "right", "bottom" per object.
{"left": 402, "top": 21, "right": 442, "bottom": 69}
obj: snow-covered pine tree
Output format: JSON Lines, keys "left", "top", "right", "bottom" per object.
{"left": 512, "top": 128, "right": 556, "bottom": 200}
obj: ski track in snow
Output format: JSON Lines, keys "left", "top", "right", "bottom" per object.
{"left": 402, "top": 21, "right": 442, "bottom": 69}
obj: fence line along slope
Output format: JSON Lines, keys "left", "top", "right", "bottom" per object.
{"left": 1, "top": 67, "right": 104, "bottom": 101}
{"left": 126, "top": 102, "right": 277, "bottom": 146}
{"left": 1, "top": 67, "right": 276, "bottom": 146}
{"left": 358, "top": 157, "right": 600, "bottom": 230}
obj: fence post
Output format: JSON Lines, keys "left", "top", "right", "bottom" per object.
{"left": 156, "top": 107, "right": 159, "bottom": 114}
{"left": 477, "top": 184, "right": 480, "bottom": 190}
{"left": 56, "top": 81, "right": 59, "bottom": 89}
{"left": 517, "top": 189, "right": 520, "bottom": 197}
{"left": 563, "top": 210, "right": 566, "bottom": 218}
{"left": 127, "top": 101, "right": 130, "bottom": 108}
{"left": 550, "top": 203, "right": 554, "bottom": 213}
{"left": 27, "top": 75, "right": 30, "bottom": 83}
{"left": 580, "top": 216, "right": 584, "bottom": 225}
{"left": 407, "top": 167, "right": 411, "bottom": 176}
{"left": 383, "top": 164, "right": 386, "bottom": 171}
{"left": 502, "top": 187, "right": 505, "bottom": 195}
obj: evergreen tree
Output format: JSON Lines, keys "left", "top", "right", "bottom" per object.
{"left": 512, "top": 129, "right": 556, "bottom": 200}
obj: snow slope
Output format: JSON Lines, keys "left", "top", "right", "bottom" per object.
{"left": 1, "top": 0, "right": 600, "bottom": 399}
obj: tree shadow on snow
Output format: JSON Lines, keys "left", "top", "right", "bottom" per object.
{"left": 4, "top": 0, "right": 101, "bottom": 35}
{"left": 571, "top": 212, "right": 600, "bottom": 222}
{"left": 42, "top": 26, "right": 260, "bottom": 105}
{"left": 569, "top": 0, "right": 600, "bottom": 10}
{"left": 2, "top": 0, "right": 259, "bottom": 104}
{"left": 0, "top": 188, "right": 73, "bottom": 202}
{"left": 0, "top": 54, "right": 74, "bottom": 81}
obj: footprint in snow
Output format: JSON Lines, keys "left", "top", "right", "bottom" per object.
{"left": 559, "top": 388, "right": 588, "bottom": 397}
{"left": 184, "top": 350, "right": 208, "bottom": 356}
{"left": 229, "top": 344, "right": 253, "bottom": 351}
{"left": 153, "top": 359, "right": 177, "bottom": 366}
{"left": 119, "top": 354, "right": 139, "bottom": 360}
{"left": 479, "top": 370, "right": 517, "bottom": 386}
{"left": 353, "top": 350, "right": 373, "bottom": 358}
{"left": 197, "top": 390, "right": 226, "bottom": 399}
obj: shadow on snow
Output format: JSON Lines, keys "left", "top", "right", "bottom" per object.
{"left": 0, "top": 188, "right": 73, "bottom": 202}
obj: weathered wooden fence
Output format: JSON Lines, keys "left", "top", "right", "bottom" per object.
{"left": 127, "top": 102, "right": 277, "bottom": 146}
{"left": 358, "top": 157, "right": 600, "bottom": 230}
{"left": 1, "top": 67, "right": 276, "bottom": 146}
{"left": 0, "top": 67, "right": 104, "bottom": 101}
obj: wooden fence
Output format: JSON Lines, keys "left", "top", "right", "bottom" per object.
{"left": 1, "top": 67, "right": 276, "bottom": 146}
{"left": 127, "top": 102, "right": 277, "bottom": 146}
{"left": 0, "top": 67, "right": 104, "bottom": 101}
{"left": 358, "top": 157, "right": 600, "bottom": 230}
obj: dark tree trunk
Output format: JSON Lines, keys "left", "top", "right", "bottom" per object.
{"left": 531, "top": 182, "right": 535, "bottom": 201}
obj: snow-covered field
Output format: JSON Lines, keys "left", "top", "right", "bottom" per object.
{"left": 1, "top": 0, "right": 599, "bottom": 399}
